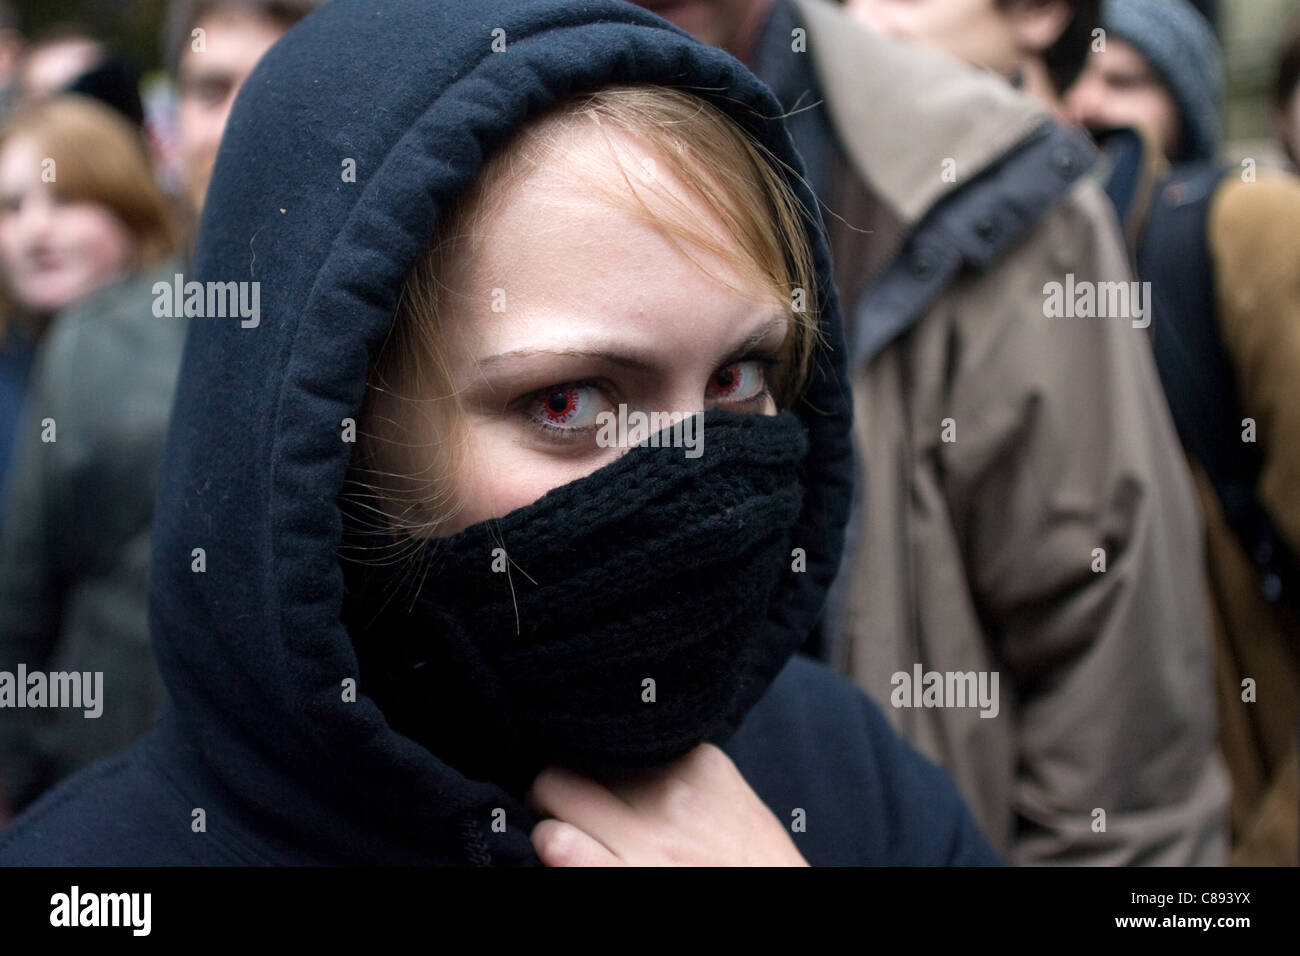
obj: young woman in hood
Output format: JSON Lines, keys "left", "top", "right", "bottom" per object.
{"left": 340, "top": 84, "right": 826, "bottom": 865}
{"left": 0, "top": 0, "right": 997, "bottom": 866}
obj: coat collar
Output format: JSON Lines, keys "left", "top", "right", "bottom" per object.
{"left": 782, "top": 0, "right": 1049, "bottom": 226}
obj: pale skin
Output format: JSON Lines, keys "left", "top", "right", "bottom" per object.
{"left": 433, "top": 123, "right": 790, "bottom": 535}
{"left": 176, "top": 8, "right": 288, "bottom": 215}
{"left": 0, "top": 134, "right": 135, "bottom": 317}
{"left": 1064, "top": 37, "right": 1183, "bottom": 162}
{"left": 529, "top": 743, "right": 807, "bottom": 866}
{"left": 428, "top": 122, "right": 807, "bottom": 865}
{"left": 18, "top": 37, "right": 103, "bottom": 105}
{"left": 846, "top": 0, "right": 1073, "bottom": 112}
{"left": 849, "top": 0, "right": 1025, "bottom": 75}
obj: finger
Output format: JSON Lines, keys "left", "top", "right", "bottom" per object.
{"left": 605, "top": 743, "right": 740, "bottom": 815}
{"left": 527, "top": 765, "right": 637, "bottom": 852}
{"left": 530, "top": 818, "right": 624, "bottom": 867}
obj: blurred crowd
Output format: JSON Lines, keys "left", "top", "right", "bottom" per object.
{"left": 0, "top": 0, "right": 1298, "bottom": 866}
{"left": 0, "top": 0, "right": 324, "bottom": 829}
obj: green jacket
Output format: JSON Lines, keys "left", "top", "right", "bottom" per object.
{"left": 0, "top": 257, "right": 187, "bottom": 814}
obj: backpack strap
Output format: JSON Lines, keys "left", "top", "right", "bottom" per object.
{"left": 1140, "top": 163, "right": 1300, "bottom": 605}
{"left": 1095, "top": 127, "right": 1146, "bottom": 236}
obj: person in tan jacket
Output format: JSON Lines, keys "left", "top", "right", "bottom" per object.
{"left": 1110, "top": 173, "right": 1300, "bottom": 869}
{"left": 635, "top": 0, "right": 1230, "bottom": 864}
{"left": 1201, "top": 176, "right": 1300, "bottom": 865}
{"left": 1065, "top": 0, "right": 1300, "bottom": 866}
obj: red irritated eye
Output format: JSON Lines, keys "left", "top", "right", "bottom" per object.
{"left": 541, "top": 387, "right": 579, "bottom": 423}
{"left": 526, "top": 383, "right": 608, "bottom": 432}
{"left": 707, "top": 361, "right": 767, "bottom": 404}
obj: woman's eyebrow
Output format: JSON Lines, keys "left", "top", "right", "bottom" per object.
{"left": 475, "top": 313, "right": 790, "bottom": 374}
{"left": 723, "top": 314, "right": 790, "bottom": 361}
{"left": 476, "top": 345, "right": 658, "bottom": 373}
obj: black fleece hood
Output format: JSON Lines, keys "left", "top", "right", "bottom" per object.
{"left": 148, "top": 0, "right": 852, "bottom": 865}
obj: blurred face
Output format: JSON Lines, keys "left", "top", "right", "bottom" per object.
{"left": 631, "top": 0, "right": 772, "bottom": 57}
{"left": 0, "top": 135, "right": 135, "bottom": 315}
{"left": 0, "top": 29, "right": 24, "bottom": 85}
{"left": 1065, "top": 38, "right": 1182, "bottom": 160}
{"left": 19, "top": 37, "right": 103, "bottom": 104}
{"left": 176, "top": 8, "right": 287, "bottom": 214}
{"left": 429, "top": 124, "right": 788, "bottom": 536}
{"left": 848, "top": 0, "right": 1022, "bottom": 75}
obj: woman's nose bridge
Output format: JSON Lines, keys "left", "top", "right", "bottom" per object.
{"left": 17, "top": 190, "right": 53, "bottom": 239}
{"left": 657, "top": 374, "right": 709, "bottom": 418}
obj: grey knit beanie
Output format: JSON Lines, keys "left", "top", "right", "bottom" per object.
{"left": 1102, "top": 0, "right": 1224, "bottom": 161}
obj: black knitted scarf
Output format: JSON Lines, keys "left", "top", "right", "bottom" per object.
{"left": 343, "top": 408, "right": 809, "bottom": 791}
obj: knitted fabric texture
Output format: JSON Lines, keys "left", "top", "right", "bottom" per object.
{"left": 0, "top": 0, "right": 859, "bottom": 868}
{"left": 344, "top": 408, "right": 809, "bottom": 788}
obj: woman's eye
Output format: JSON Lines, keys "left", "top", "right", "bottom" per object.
{"left": 525, "top": 383, "right": 610, "bottom": 433}
{"left": 706, "top": 360, "right": 768, "bottom": 404}
{"left": 185, "top": 77, "right": 233, "bottom": 107}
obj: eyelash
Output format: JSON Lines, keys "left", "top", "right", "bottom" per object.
{"left": 518, "top": 354, "right": 784, "bottom": 442}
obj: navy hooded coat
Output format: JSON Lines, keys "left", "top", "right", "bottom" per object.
{"left": 0, "top": 0, "right": 998, "bottom": 866}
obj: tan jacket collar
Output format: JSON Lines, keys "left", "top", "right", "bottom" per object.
{"left": 790, "top": 0, "right": 1049, "bottom": 225}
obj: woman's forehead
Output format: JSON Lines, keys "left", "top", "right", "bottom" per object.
{"left": 454, "top": 218, "right": 769, "bottom": 349}
{"left": 448, "top": 120, "right": 764, "bottom": 290}
{"left": 444, "top": 181, "right": 784, "bottom": 359}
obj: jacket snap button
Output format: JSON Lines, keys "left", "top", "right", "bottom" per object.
{"left": 975, "top": 218, "right": 997, "bottom": 241}
{"left": 910, "top": 251, "right": 934, "bottom": 278}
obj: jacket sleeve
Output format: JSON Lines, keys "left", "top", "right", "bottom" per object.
{"left": 0, "top": 300, "right": 171, "bottom": 814}
{"left": 722, "top": 654, "right": 1002, "bottom": 865}
{"left": 1208, "top": 174, "right": 1300, "bottom": 558}
{"left": 0, "top": 341, "right": 66, "bottom": 810}
{"left": 943, "top": 177, "right": 1229, "bottom": 864}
